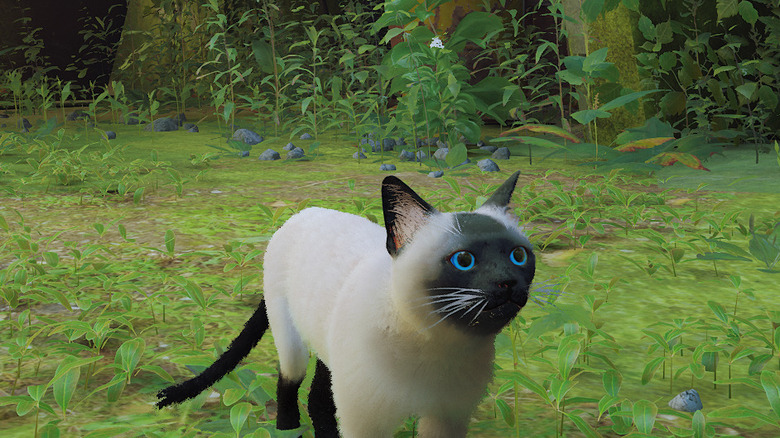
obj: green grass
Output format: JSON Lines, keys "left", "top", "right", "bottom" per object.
{"left": 1, "top": 115, "right": 779, "bottom": 437}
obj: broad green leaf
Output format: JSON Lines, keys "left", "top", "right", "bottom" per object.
{"left": 736, "top": 82, "right": 757, "bottom": 100}
{"left": 717, "top": 0, "right": 739, "bottom": 20}
{"left": 43, "top": 251, "right": 59, "bottom": 267}
{"left": 758, "top": 85, "right": 779, "bottom": 109}
{"left": 572, "top": 109, "right": 611, "bottom": 125}
{"left": 557, "top": 337, "right": 581, "bottom": 380}
{"left": 230, "top": 402, "right": 252, "bottom": 434}
{"left": 133, "top": 187, "right": 144, "bottom": 204}
{"left": 496, "top": 370, "right": 549, "bottom": 402}
{"left": 445, "top": 143, "right": 468, "bottom": 169}
{"left": 692, "top": 409, "right": 706, "bottom": 438}
{"left": 660, "top": 91, "right": 686, "bottom": 115}
{"left": 761, "top": 371, "right": 780, "bottom": 418}
{"left": 602, "top": 369, "right": 621, "bottom": 397}
{"left": 583, "top": 48, "right": 609, "bottom": 73}
{"left": 696, "top": 252, "right": 752, "bottom": 262}
{"left": 600, "top": 89, "right": 662, "bottom": 112}
{"left": 500, "top": 124, "right": 581, "bottom": 143}
{"left": 495, "top": 398, "right": 514, "bottom": 426}
{"left": 53, "top": 360, "right": 80, "bottom": 417}
{"left": 738, "top": 0, "right": 758, "bottom": 25}
{"left": 641, "top": 357, "right": 665, "bottom": 385}
{"left": 614, "top": 137, "right": 673, "bottom": 152}
{"left": 659, "top": 52, "right": 676, "bottom": 70}
{"left": 565, "top": 411, "right": 604, "bottom": 437}
{"left": 598, "top": 394, "right": 621, "bottom": 418}
{"left": 582, "top": 0, "right": 606, "bottom": 22}
{"left": 653, "top": 152, "right": 710, "bottom": 171}
{"left": 116, "top": 338, "right": 145, "bottom": 376}
{"left": 164, "top": 229, "right": 175, "bottom": 255}
{"left": 223, "top": 388, "right": 246, "bottom": 406}
{"left": 707, "top": 300, "right": 729, "bottom": 323}
{"left": 633, "top": 399, "right": 658, "bottom": 434}
{"left": 656, "top": 21, "right": 674, "bottom": 44}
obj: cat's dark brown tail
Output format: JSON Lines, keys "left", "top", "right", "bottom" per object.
{"left": 156, "top": 300, "right": 269, "bottom": 408}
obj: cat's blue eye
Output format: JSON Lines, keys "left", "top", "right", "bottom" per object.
{"left": 450, "top": 250, "right": 475, "bottom": 271}
{"left": 510, "top": 247, "right": 528, "bottom": 266}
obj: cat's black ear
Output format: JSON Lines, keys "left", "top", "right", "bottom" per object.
{"left": 382, "top": 176, "right": 437, "bottom": 257}
{"left": 480, "top": 171, "right": 521, "bottom": 208}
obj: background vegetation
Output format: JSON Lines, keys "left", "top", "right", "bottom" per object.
{"left": 1, "top": 0, "right": 779, "bottom": 436}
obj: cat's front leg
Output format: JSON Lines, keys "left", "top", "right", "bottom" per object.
{"left": 417, "top": 415, "right": 468, "bottom": 438}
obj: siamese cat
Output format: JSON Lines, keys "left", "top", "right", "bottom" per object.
{"left": 157, "top": 171, "right": 535, "bottom": 438}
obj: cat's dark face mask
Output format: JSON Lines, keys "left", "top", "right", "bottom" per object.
{"left": 425, "top": 213, "right": 536, "bottom": 336}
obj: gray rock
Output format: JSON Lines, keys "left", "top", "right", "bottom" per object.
{"left": 353, "top": 151, "right": 367, "bottom": 159}
{"left": 399, "top": 150, "right": 415, "bottom": 161}
{"left": 239, "top": 150, "right": 250, "bottom": 157}
{"left": 233, "top": 128, "right": 263, "bottom": 145}
{"left": 300, "top": 132, "right": 313, "bottom": 140}
{"left": 382, "top": 138, "right": 396, "bottom": 150}
{"left": 434, "top": 148, "right": 449, "bottom": 161}
{"left": 258, "top": 149, "right": 280, "bottom": 160}
{"left": 125, "top": 112, "right": 139, "bottom": 125}
{"left": 428, "top": 170, "right": 444, "bottom": 178}
{"left": 380, "top": 164, "right": 396, "bottom": 171}
{"left": 66, "top": 110, "right": 89, "bottom": 121}
{"left": 397, "top": 137, "right": 407, "bottom": 146}
{"left": 18, "top": 118, "right": 32, "bottom": 130}
{"left": 668, "top": 389, "right": 703, "bottom": 412}
{"left": 187, "top": 126, "right": 199, "bottom": 133}
{"left": 183, "top": 122, "right": 196, "bottom": 130}
{"left": 492, "top": 147, "right": 510, "bottom": 160}
{"left": 415, "top": 151, "right": 428, "bottom": 161}
{"left": 283, "top": 142, "right": 295, "bottom": 151}
{"left": 104, "top": 131, "right": 116, "bottom": 140}
{"left": 477, "top": 158, "right": 500, "bottom": 172}
{"left": 144, "top": 117, "right": 179, "bottom": 132}
{"left": 360, "top": 138, "right": 369, "bottom": 145}
{"left": 287, "top": 147, "right": 305, "bottom": 159}
{"left": 480, "top": 145, "right": 498, "bottom": 153}
{"left": 436, "top": 140, "right": 448, "bottom": 149}
{"left": 477, "top": 140, "right": 486, "bottom": 147}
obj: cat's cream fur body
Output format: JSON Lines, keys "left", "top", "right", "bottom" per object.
{"left": 264, "top": 204, "right": 522, "bottom": 437}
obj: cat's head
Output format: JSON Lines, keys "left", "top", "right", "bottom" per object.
{"left": 383, "top": 172, "right": 535, "bottom": 337}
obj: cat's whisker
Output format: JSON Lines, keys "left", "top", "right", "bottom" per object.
{"left": 418, "top": 295, "right": 482, "bottom": 308}
{"left": 425, "top": 303, "right": 476, "bottom": 330}
{"left": 466, "top": 300, "right": 489, "bottom": 326}
{"left": 429, "top": 298, "right": 479, "bottom": 315}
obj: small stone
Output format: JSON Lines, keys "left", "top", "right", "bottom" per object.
{"left": 668, "top": 389, "right": 703, "bottom": 412}
{"left": 477, "top": 158, "right": 499, "bottom": 172}
{"left": 382, "top": 138, "right": 396, "bottom": 151}
{"left": 480, "top": 145, "right": 498, "bottom": 153}
{"left": 428, "top": 170, "right": 444, "bottom": 178}
{"left": 66, "top": 110, "right": 89, "bottom": 121}
{"left": 380, "top": 164, "right": 396, "bottom": 171}
{"left": 436, "top": 140, "right": 448, "bottom": 149}
{"left": 144, "top": 117, "right": 179, "bottom": 132}
{"left": 104, "top": 131, "right": 116, "bottom": 140}
{"left": 258, "top": 149, "right": 280, "bottom": 160}
{"left": 415, "top": 151, "right": 427, "bottom": 161}
{"left": 360, "top": 138, "right": 369, "bottom": 145}
{"left": 125, "top": 112, "right": 139, "bottom": 125}
{"left": 353, "top": 151, "right": 367, "bottom": 159}
{"left": 287, "top": 147, "right": 305, "bottom": 159}
{"left": 183, "top": 122, "right": 196, "bottom": 130}
{"left": 187, "top": 126, "right": 199, "bottom": 133}
{"left": 397, "top": 137, "right": 407, "bottom": 146}
{"left": 239, "top": 150, "right": 250, "bottom": 157}
{"left": 492, "top": 147, "right": 510, "bottom": 160}
{"left": 434, "top": 148, "right": 449, "bottom": 161}
{"left": 477, "top": 140, "right": 486, "bottom": 147}
{"left": 399, "top": 150, "right": 414, "bottom": 161}
{"left": 18, "top": 118, "right": 32, "bottom": 130}
{"left": 300, "top": 132, "right": 313, "bottom": 140}
{"left": 283, "top": 142, "right": 295, "bottom": 151}
{"left": 233, "top": 128, "right": 263, "bottom": 145}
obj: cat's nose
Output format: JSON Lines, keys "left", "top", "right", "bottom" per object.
{"left": 496, "top": 279, "right": 517, "bottom": 289}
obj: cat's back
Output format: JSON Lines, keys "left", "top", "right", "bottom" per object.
{"left": 264, "top": 206, "right": 387, "bottom": 287}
